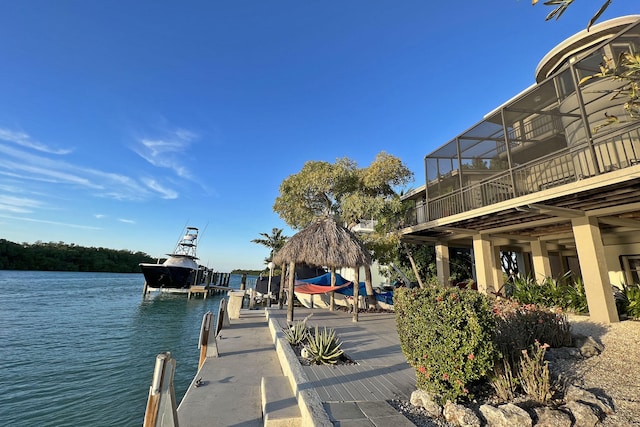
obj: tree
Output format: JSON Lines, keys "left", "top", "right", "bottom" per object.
{"left": 251, "top": 228, "right": 289, "bottom": 264}
{"left": 273, "top": 152, "right": 414, "bottom": 306}
{"left": 533, "top": 0, "right": 613, "bottom": 31}
{"left": 273, "top": 158, "right": 358, "bottom": 229}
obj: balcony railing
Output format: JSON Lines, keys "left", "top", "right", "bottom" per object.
{"left": 404, "top": 126, "right": 640, "bottom": 226}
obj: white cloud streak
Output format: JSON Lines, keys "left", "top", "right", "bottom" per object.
{"left": 133, "top": 128, "right": 197, "bottom": 179}
{"left": 0, "top": 214, "right": 102, "bottom": 230}
{"left": 143, "top": 178, "right": 178, "bottom": 199}
{"left": 0, "top": 128, "right": 73, "bottom": 155}
{"left": 0, "top": 126, "right": 195, "bottom": 217}
{"left": 0, "top": 195, "right": 44, "bottom": 213}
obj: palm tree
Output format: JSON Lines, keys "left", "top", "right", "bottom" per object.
{"left": 251, "top": 228, "right": 289, "bottom": 263}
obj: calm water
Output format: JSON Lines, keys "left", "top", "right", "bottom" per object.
{"left": 0, "top": 270, "right": 251, "bottom": 426}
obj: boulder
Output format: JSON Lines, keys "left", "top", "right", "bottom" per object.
{"left": 572, "top": 334, "right": 604, "bottom": 358}
{"left": 533, "top": 406, "right": 572, "bottom": 427}
{"left": 443, "top": 401, "right": 481, "bottom": 427}
{"left": 564, "top": 384, "right": 613, "bottom": 415}
{"left": 410, "top": 390, "right": 442, "bottom": 418}
{"left": 479, "top": 403, "right": 532, "bottom": 427}
{"left": 562, "top": 401, "right": 601, "bottom": 427}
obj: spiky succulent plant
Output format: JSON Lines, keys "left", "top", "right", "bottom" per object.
{"left": 306, "top": 326, "right": 344, "bottom": 365}
{"left": 282, "top": 319, "right": 309, "bottom": 346}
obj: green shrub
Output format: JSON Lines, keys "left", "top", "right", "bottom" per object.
{"left": 505, "top": 273, "right": 588, "bottom": 314}
{"left": 518, "top": 341, "right": 552, "bottom": 404}
{"left": 283, "top": 318, "right": 310, "bottom": 346}
{"left": 394, "top": 287, "right": 496, "bottom": 403}
{"left": 493, "top": 300, "right": 571, "bottom": 367}
{"left": 622, "top": 284, "right": 640, "bottom": 319}
{"left": 505, "top": 275, "right": 546, "bottom": 305}
{"left": 490, "top": 359, "right": 518, "bottom": 402}
{"left": 306, "top": 326, "right": 344, "bottom": 365}
{"left": 491, "top": 341, "right": 553, "bottom": 404}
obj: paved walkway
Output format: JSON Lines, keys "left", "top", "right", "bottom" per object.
{"left": 177, "top": 310, "right": 282, "bottom": 427}
{"left": 268, "top": 308, "right": 417, "bottom": 426}
{"left": 177, "top": 306, "right": 417, "bottom": 426}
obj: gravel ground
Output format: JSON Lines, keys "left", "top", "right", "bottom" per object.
{"left": 562, "top": 315, "right": 640, "bottom": 426}
{"left": 389, "top": 315, "right": 640, "bottom": 426}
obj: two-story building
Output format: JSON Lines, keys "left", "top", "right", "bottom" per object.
{"left": 400, "top": 15, "right": 640, "bottom": 323}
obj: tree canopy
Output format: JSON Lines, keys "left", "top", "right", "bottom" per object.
{"left": 273, "top": 152, "right": 413, "bottom": 230}
{"left": 251, "top": 228, "right": 289, "bottom": 264}
{"left": 533, "top": 0, "right": 613, "bottom": 30}
{"left": 0, "top": 239, "right": 156, "bottom": 273}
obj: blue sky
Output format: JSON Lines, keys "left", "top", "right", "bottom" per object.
{"left": 0, "top": 1, "right": 638, "bottom": 272}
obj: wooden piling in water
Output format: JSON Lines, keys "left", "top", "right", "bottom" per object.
{"left": 143, "top": 352, "right": 178, "bottom": 427}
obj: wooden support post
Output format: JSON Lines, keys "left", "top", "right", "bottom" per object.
{"left": 330, "top": 267, "right": 336, "bottom": 311}
{"left": 249, "top": 288, "right": 256, "bottom": 310}
{"left": 142, "top": 281, "right": 148, "bottom": 296}
{"left": 287, "top": 261, "right": 296, "bottom": 322}
{"left": 278, "top": 262, "right": 287, "bottom": 309}
{"left": 198, "top": 312, "right": 213, "bottom": 368}
{"left": 143, "top": 352, "right": 178, "bottom": 427}
{"left": 240, "top": 273, "right": 247, "bottom": 290}
{"left": 352, "top": 267, "right": 360, "bottom": 323}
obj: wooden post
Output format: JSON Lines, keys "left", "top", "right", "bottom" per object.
{"left": 143, "top": 352, "right": 178, "bottom": 427}
{"left": 142, "top": 281, "right": 148, "bottom": 296}
{"left": 240, "top": 274, "right": 247, "bottom": 290}
{"left": 249, "top": 288, "right": 256, "bottom": 310}
{"left": 198, "top": 312, "right": 213, "bottom": 368}
{"left": 330, "top": 267, "right": 336, "bottom": 311}
{"left": 352, "top": 267, "right": 360, "bottom": 323}
{"left": 287, "top": 261, "right": 296, "bottom": 322}
{"left": 278, "top": 262, "right": 287, "bottom": 309}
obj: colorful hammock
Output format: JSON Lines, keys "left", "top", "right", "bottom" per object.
{"left": 293, "top": 281, "right": 353, "bottom": 295}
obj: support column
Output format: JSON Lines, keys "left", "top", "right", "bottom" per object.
{"left": 472, "top": 234, "right": 497, "bottom": 295}
{"left": 435, "top": 242, "right": 450, "bottom": 286}
{"left": 492, "top": 245, "right": 504, "bottom": 293}
{"left": 571, "top": 216, "right": 619, "bottom": 323}
{"left": 531, "top": 239, "right": 552, "bottom": 282}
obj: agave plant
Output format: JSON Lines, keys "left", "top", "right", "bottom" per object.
{"left": 306, "top": 326, "right": 344, "bottom": 365}
{"left": 282, "top": 317, "right": 310, "bottom": 346}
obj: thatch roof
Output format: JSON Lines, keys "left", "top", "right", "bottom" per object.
{"left": 273, "top": 217, "right": 371, "bottom": 268}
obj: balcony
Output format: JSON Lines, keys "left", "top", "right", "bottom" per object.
{"left": 404, "top": 18, "right": 640, "bottom": 228}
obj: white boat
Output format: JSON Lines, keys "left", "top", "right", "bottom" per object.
{"left": 140, "top": 227, "right": 205, "bottom": 293}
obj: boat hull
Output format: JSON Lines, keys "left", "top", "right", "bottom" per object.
{"left": 140, "top": 264, "right": 197, "bottom": 291}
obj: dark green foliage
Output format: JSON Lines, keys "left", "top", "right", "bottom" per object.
{"left": 395, "top": 244, "right": 473, "bottom": 285}
{"left": 493, "top": 300, "right": 572, "bottom": 368}
{"left": 505, "top": 273, "right": 588, "bottom": 314}
{"left": 0, "top": 239, "right": 156, "bottom": 273}
{"left": 394, "top": 287, "right": 496, "bottom": 403}
{"left": 619, "top": 284, "right": 640, "bottom": 319}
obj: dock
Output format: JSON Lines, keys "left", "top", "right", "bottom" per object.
{"left": 171, "top": 306, "right": 417, "bottom": 426}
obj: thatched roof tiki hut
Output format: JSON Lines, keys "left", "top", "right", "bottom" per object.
{"left": 273, "top": 217, "right": 372, "bottom": 322}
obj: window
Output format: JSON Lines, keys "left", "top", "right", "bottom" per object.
{"left": 620, "top": 255, "right": 640, "bottom": 285}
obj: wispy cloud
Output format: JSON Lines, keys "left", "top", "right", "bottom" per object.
{"left": 95, "top": 214, "right": 107, "bottom": 219}
{"left": 0, "top": 195, "right": 44, "bottom": 213}
{"left": 0, "top": 214, "right": 102, "bottom": 230}
{"left": 0, "top": 140, "right": 151, "bottom": 201}
{"left": 0, "top": 128, "right": 73, "bottom": 155}
{"left": 0, "top": 126, "right": 196, "bottom": 223}
{"left": 133, "top": 128, "right": 197, "bottom": 179}
{"left": 143, "top": 178, "right": 178, "bottom": 199}
{"left": 118, "top": 218, "right": 136, "bottom": 224}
